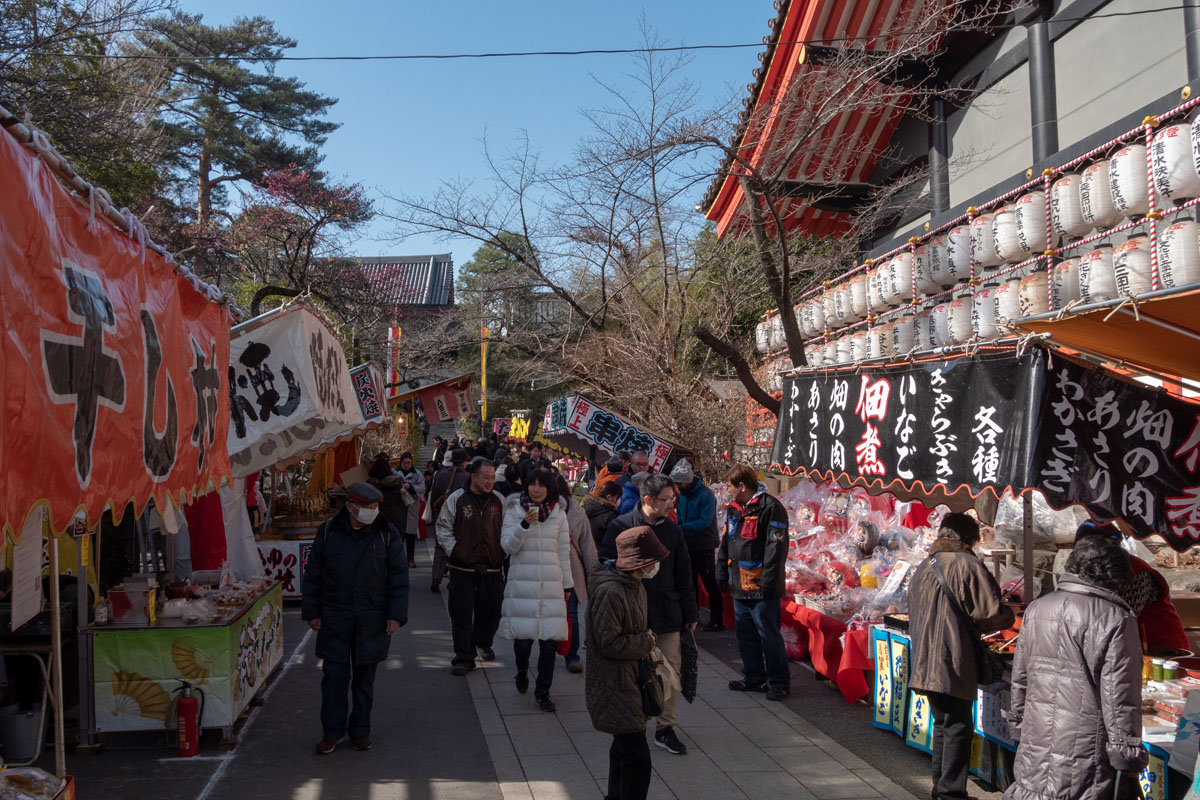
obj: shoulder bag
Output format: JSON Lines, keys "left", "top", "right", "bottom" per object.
{"left": 929, "top": 556, "right": 1005, "bottom": 686}
{"left": 638, "top": 657, "right": 664, "bottom": 717}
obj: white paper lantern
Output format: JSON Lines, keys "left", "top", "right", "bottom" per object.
{"left": 914, "top": 244, "right": 939, "bottom": 295}
{"left": 804, "top": 343, "right": 822, "bottom": 367}
{"left": 971, "top": 213, "right": 1003, "bottom": 267}
{"left": 836, "top": 336, "right": 853, "bottom": 364}
{"left": 822, "top": 289, "right": 838, "bottom": 328}
{"left": 891, "top": 314, "right": 915, "bottom": 353}
{"left": 1080, "top": 160, "right": 1122, "bottom": 229}
{"left": 850, "top": 273, "right": 869, "bottom": 317}
{"left": 1051, "top": 174, "right": 1090, "bottom": 238}
{"left": 1015, "top": 192, "right": 1049, "bottom": 257}
{"left": 995, "top": 276, "right": 1023, "bottom": 323}
{"left": 1154, "top": 123, "right": 1200, "bottom": 202}
{"left": 992, "top": 205, "right": 1022, "bottom": 263}
{"left": 1018, "top": 271, "right": 1050, "bottom": 317}
{"left": 1159, "top": 216, "right": 1200, "bottom": 288}
{"left": 946, "top": 290, "right": 974, "bottom": 344}
{"left": 912, "top": 305, "right": 934, "bottom": 350}
{"left": 851, "top": 330, "right": 868, "bottom": 361}
{"left": 796, "top": 304, "right": 813, "bottom": 339}
{"left": 809, "top": 298, "right": 826, "bottom": 336}
{"left": 867, "top": 267, "right": 887, "bottom": 313}
{"left": 947, "top": 224, "right": 972, "bottom": 277}
{"left": 1051, "top": 258, "right": 1082, "bottom": 308}
{"left": 867, "top": 325, "right": 892, "bottom": 360}
{"left": 834, "top": 282, "right": 853, "bottom": 323}
{"left": 927, "top": 235, "right": 952, "bottom": 289}
{"left": 890, "top": 253, "right": 914, "bottom": 305}
{"left": 1113, "top": 234, "right": 1154, "bottom": 296}
{"left": 972, "top": 283, "right": 1000, "bottom": 340}
{"left": 769, "top": 314, "right": 785, "bottom": 350}
{"left": 1078, "top": 244, "right": 1117, "bottom": 304}
{"left": 823, "top": 338, "right": 838, "bottom": 364}
{"left": 1109, "top": 145, "right": 1149, "bottom": 218}
{"left": 755, "top": 320, "right": 770, "bottom": 353}
{"left": 929, "top": 302, "right": 950, "bottom": 348}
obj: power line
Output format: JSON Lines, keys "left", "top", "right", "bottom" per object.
{"left": 2, "top": 4, "right": 1182, "bottom": 64}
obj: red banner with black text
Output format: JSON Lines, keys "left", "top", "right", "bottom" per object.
{"left": 0, "top": 127, "right": 233, "bottom": 540}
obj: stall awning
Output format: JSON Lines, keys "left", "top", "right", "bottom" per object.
{"left": 769, "top": 346, "right": 1200, "bottom": 551}
{"left": 1013, "top": 284, "right": 1200, "bottom": 385}
{"left": 542, "top": 395, "right": 681, "bottom": 471}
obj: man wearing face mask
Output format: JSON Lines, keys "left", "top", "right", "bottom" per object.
{"left": 600, "top": 474, "right": 697, "bottom": 757}
{"left": 303, "top": 482, "right": 410, "bottom": 755}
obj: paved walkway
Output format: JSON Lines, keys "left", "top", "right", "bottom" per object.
{"left": 44, "top": 539, "right": 922, "bottom": 799}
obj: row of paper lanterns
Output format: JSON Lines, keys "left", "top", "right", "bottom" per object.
{"left": 755, "top": 119, "right": 1200, "bottom": 356}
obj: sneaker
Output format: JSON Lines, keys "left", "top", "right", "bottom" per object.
{"left": 351, "top": 736, "right": 373, "bottom": 751}
{"left": 654, "top": 726, "right": 687, "bottom": 755}
{"left": 515, "top": 672, "right": 529, "bottom": 693}
{"left": 535, "top": 694, "right": 556, "bottom": 712}
{"left": 702, "top": 621, "right": 725, "bottom": 633}
{"left": 315, "top": 735, "right": 344, "bottom": 755}
{"left": 477, "top": 646, "right": 496, "bottom": 661}
{"left": 451, "top": 662, "right": 475, "bottom": 676}
{"left": 566, "top": 660, "right": 583, "bottom": 674}
{"left": 765, "top": 687, "right": 791, "bottom": 701}
{"left": 728, "top": 679, "right": 767, "bottom": 692}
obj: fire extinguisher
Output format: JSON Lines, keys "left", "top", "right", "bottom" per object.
{"left": 174, "top": 680, "right": 205, "bottom": 757}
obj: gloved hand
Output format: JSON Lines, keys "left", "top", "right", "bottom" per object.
{"left": 717, "top": 580, "right": 730, "bottom": 595}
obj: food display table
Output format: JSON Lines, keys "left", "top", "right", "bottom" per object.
{"left": 90, "top": 581, "right": 284, "bottom": 742}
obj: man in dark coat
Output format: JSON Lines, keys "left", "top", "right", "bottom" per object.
{"left": 716, "top": 465, "right": 790, "bottom": 700}
{"left": 302, "top": 482, "right": 409, "bottom": 755}
{"left": 583, "top": 482, "right": 621, "bottom": 549}
{"left": 670, "top": 459, "right": 722, "bottom": 632}
{"left": 909, "top": 513, "right": 1013, "bottom": 800}
{"left": 600, "top": 474, "right": 697, "bottom": 757}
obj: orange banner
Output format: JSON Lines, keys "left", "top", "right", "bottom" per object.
{"left": 0, "top": 128, "right": 233, "bottom": 541}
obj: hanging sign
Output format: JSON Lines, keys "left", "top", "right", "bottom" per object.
{"left": 551, "top": 396, "right": 674, "bottom": 470}
{"left": 227, "top": 306, "right": 359, "bottom": 477}
{"left": 0, "top": 124, "right": 233, "bottom": 539}
{"left": 419, "top": 377, "right": 475, "bottom": 424}
{"left": 770, "top": 352, "right": 1044, "bottom": 497}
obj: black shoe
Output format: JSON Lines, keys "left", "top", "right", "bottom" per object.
{"left": 477, "top": 646, "right": 496, "bottom": 661}
{"left": 430, "top": 582, "right": 440, "bottom": 593}
{"left": 654, "top": 726, "right": 687, "bottom": 755}
{"left": 535, "top": 694, "right": 556, "bottom": 712}
{"left": 728, "top": 679, "right": 767, "bottom": 692}
{"left": 702, "top": 621, "right": 725, "bottom": 633}
{"left": 515, "top": 672, "right": 529, "bottom": 693}
{"left": 451, "top": 662, "right": 475, "bottom": 676}
{"left": 765, "top": 687, "right": 791, "bottom": 701}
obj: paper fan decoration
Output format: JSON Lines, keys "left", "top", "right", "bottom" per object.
{"left": 110, "top": 671, "right": 170, "bottom": 721}
{"left": 171, "top": 640, "right": 213, "bottom": 686}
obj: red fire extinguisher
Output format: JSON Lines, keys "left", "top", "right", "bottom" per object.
{"left": 174, "top": 680, "right": 205, "bottom": 757}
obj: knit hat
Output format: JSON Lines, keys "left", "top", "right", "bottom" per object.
{"left": 614, "top": 526, "right": 670, "bottom": 571}
{"left": 669, "top": 458, "right": 694, "bottom": 484}
{"left": 346, "top": 482, "right": 382, "bottom": 504}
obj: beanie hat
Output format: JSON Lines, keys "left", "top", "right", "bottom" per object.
{"left": 614, "top": 526, "right": 670, "bottom": 571}
{"left": 669, "top": 458, "right": 694, "bottom": 484}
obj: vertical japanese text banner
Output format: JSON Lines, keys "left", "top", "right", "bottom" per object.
{"left": 0, "top": 125, "right": 232, "bottom": 539}
{"left": 419, "top": 377, "right": 475, "bottom": 424}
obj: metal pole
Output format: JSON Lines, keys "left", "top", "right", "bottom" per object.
{"left": 928, "top": 98, "right": 950, "bottom": 214}
{"left": 76, "top": 529, "right": 94, "bottom": 749}
{"left": 1027, "top": 19, "right": 1059, "bottom": 162}
{"left": 49, "top": 541, "right": 65, "bottom": 778}
{"left": 1186, "top": 0, "right": 1200, "bottom": 83}
{"left": 1022, "top": 492, "right": 1035, "bottom": 606}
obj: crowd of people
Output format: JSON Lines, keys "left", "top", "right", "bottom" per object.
{"left": 300, "top": 431, "right": 1183, "bottom": 800}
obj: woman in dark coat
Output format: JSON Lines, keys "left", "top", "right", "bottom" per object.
{"left": 1005, "top": 536, "right": 1148, "bottom": 800}
{"left": 586, "top": 527, "right": 669, "bottom": 800}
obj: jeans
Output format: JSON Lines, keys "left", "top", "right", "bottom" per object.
{"left": 606, "top": 730, "right": 652, "bottom": 800}
{"left": 927, "top": 692, "right": 973, "bottom": 800}
{"left": 688, "top": 547, "right": 723, "bottom": 627}
{"left": 514, "top": 639, "right": 558, "bottom": 697}
{"left": 320, "top": 659, "right": 379, "bottom": 739}
{"left": 732, "top": 597, "right": 789, "bottom": 690}
{"left": 447, "top": 569, "right": 504, "bottom": 665}
{"left": 565, "top": 589, "right": 581, "bottom": 663}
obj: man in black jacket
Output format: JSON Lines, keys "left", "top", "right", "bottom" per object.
{"left": 582, "top": 482, "right": 621, "bottom": 549}
{"left": 302, "top": 482, "right": 409, "bottom": 755}
{"left": 600, "top": 474, "right": 697, "bottom": 757}
{"left": 716, "top": 464, "right": 791, "bottom": 701}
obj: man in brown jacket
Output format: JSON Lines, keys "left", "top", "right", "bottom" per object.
{"left": 909, "top": 513, "right": 1014, "bottom": 800}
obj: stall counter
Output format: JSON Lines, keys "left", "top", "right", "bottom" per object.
{"left": 90, "top": 580, "right": 284, "bottom": 739}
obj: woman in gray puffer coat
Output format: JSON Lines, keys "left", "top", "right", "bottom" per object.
{"left": 586, "top": 526, "right": 669, "bottom": 800}
{"left": 1005, "top": 536, "right": 1148, "bottom": 800}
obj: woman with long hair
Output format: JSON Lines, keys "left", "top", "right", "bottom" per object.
{"left": 498, "top": 468, "right": 573, "bottom": 711}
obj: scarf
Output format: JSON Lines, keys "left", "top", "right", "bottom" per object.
{"left": 520, "top": 494, "right": 555, "bottom": 522}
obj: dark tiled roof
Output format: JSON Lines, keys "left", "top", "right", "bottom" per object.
{"left": 359, "top": 255, "right": 454, "bottom": 306}
{"left": 699, "top": 0, "right": 791, "bottom": 215}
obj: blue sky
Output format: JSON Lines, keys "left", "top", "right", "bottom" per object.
{"left": 188, "top": 1, "right": 774, "bottom": 269}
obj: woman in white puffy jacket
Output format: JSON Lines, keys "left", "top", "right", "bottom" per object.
{"left": 499, "top": 468, "right": 573, "bottom": 712}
